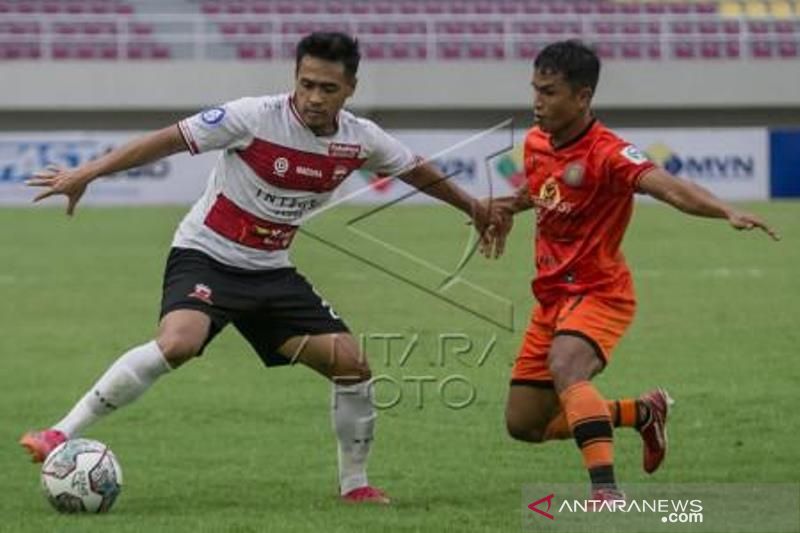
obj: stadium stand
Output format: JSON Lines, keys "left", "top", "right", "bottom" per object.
{"left": 0, "top": 0, "right": 798, "bottom": 61}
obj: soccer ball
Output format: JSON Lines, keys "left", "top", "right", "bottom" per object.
{"left": 40, "top": 438, "right": 123, "bottom": 513}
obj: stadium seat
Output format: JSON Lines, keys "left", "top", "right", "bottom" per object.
{"left": 237, "top": 44, "right": 273, "bottom": 60}
{"left": 673, "top": 42, "right": 697, "bottom": 58}
{"left": 438, "top": 42, "right": 463, "bottom": 59}
{"left": 516, "top": 42, "right": 541, "bottom": 59}
{"left": 594, "top": 42, "right": 616, "bottom": 59}
{"left": 751, "top": 40, "right": 773, "bottom": 57}
{"left": 644, "top": 2, "right": 667, "bottom": 14}
{"left": 700, "top": 41, "right": 722, "bottom": 58}
{"left": 778, "top": 40, "right": 798, "bottom": 57}
{"left": 725, "top": 41, "right": 741, "bottom": 57}
{"left": 723, "top": 20, "right": 741, "bottom": 34}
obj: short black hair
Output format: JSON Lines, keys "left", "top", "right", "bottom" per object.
{"left": 296, "top": 32, "right": 360, "bottom": 79}
{"left": 534, "top": 40, "right": 600, "bottom": 94}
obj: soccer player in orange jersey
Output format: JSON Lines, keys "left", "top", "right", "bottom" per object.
{"left": 484, "top": 40, "right": 780, "bottom": 502}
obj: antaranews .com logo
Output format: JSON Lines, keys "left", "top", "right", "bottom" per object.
{"left": 521, "top": 483, "right": 800, "bottom": 533}
{"left": 527, "top": 492, "right": 703, "bottom": 524}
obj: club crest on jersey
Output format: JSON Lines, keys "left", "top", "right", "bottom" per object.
{"left": 328, "top": 142, "right": 361, "bottom": 158}
{"left": 332, "top": 164, "right": 349, "bottom": 182}
{"left": 538, "top": 177, "right": 561, "bottom": 208}
{"left": 200, "top": 107, "right": 226, "bottom": 125}
{"left": 563, "top": 163, "right": 585, "bottom": 188}
{"left": 273, "top": 157, "right": 289, "bottom": 176}
{"left": 188, "top": 283, "right": 214, "bottom": 305}
{"left": 621, "top": 145, "right": 648, "bottom": 165}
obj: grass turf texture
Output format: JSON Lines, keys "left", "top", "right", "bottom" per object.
{"left": 0, "top": 202, "right": 797, "bottom": 532}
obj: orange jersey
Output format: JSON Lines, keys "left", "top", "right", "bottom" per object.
{"left": 523, "top": 119, "right": 655, "bottom": 304}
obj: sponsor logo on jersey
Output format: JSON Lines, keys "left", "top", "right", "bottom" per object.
{"left": 296, "top": 165, "right": 322, "bottom": 178}
{"left": 563, "top": 163, "right": 585, "bottom": 187}
{"left": 188, "top": 283, "right": 214, "bottom": 305}
{"left": 534, "top": 177, "right": 573, "bottom": 214}
{"left": 332, "top": 164, "right": 350, "bottom": 182}
{"left": 273, "top": 157, "right": 289, "bottom": 176}
{"left": 328, "top": 142, "right": 361, "bottom": 158}
{"left": 621, "top": 145, "right": 648, "bottom": 165}
{"left": 200, "top": 107, "right": 226, "bottom": 125}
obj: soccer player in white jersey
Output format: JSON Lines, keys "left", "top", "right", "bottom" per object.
{"left": 21, "top": 32, "right": 491, "bottom": 504}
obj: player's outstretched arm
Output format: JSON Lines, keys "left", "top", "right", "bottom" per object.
{"left": 638, "top": 168, "right": 780, "bottom": 241}
{"left": 399, "top": 161, "right": 492, "bottom": 242}
{"left": 25, "top": 125, "right": 188, "bottom": 216}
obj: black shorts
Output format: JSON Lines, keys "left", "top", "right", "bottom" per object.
{"left": 159, "top": 247, "right": 349, "bottom": 366}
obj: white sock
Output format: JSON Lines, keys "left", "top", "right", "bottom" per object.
{"left": 53, "top": 340, "right": 172, "bottom": 437}
{"left": 332, "top": 381, "right": 376, "bottom": 495}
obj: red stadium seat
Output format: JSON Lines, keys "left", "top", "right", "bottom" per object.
{"left": 597, "top": 3, "right": 618, "bottom": 15}
{"left": 775, "top": 21, "right": 795, "bottom": 34}
{"left": 668, "top": 3, "right": 691, "bottom": 14}
{"left": 516, "top": 42, "right": 541, "bottom": 59}
{"left": 226, "top": 3, "right": 246, "bottom": 14}
{"left": 423, "top": 0, "right": 445, "bottom": 14}
{"left": 574, "top": 2, "right": 595, "bottom": 14}
{"left": 778, "top": 41, "right": 798, "bottom": 58}
{"left": 522, "top": 2, "right": 544, "bottom": 14}
{"left": 438, "top": 42, "right": 463, "bottom": 59}
{"left": 201, "top": 2, "right": 221, "bottom": 15}
{"left": 252, "top": 1, "right": 272, "bottom": 14}
{"left": 620, "top": 3, "right": 643, "bottom": 14}
{"left": 644, "top": 2, "right": 667, "bottom": 14}
{"left": 725, "top": 41, "right": 741, "bottom": 58}
{"left": 621, "top": 42, "right": 643, "bottom": 59}
{"left": 671, "top": 21, "right": 694, "bottom": 34}
{"left": 747, "top": 21, "right": 770, "bottom": 34}
{"left": 751, "top": 41, "right": 773, "bottom": 58}
{"left": 694, "top": 2, "right": 718, "bottom": 13}
{"left": 699, "top": 22, "right": 720, "bottom": 34}
{"left": 362, "top": 42, "right": 386, "bottom": 59}
{"left": 700, "top": 41, "right": 722, "bottom": 58}
{"left": 723, "top": 20, "right": 741, "bottom": 34}
{"left": 399, "top": 1, "right": 421, "bottom": 14}
{"left": 594, "top": 42, "right": 616, "bottom": 59}
{"left": 594, "top": 22, "right": 616, "bottom": 34}
{"left": 42, "top": 2, "right": 61, "bottom": 13}
{"left": 547, "top": 3, "right": 569, "bottom": 14}
{"left": 673, "top": 42, "right": 696, "bottom": 58}
{"left": 114, "top": 4, "right": 133, "bottom": 15}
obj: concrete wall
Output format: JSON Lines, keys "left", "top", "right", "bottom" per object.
{"left": 3, "top": 60, "right": 800, "bottom": 130}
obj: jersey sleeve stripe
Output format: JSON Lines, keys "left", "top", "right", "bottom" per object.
{"left": 177, "top": 120, "right": 199, "bottom": 155}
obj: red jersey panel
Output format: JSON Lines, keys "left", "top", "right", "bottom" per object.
{"left": 523, "top": 119, "right": 655, "bottom": 304}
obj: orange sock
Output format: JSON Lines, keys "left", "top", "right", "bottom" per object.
{"left": 543, "top": 398, "right": 643, "bottom": 440}
{"left": 559, "top": 381, "right": 616, "bottom": 489}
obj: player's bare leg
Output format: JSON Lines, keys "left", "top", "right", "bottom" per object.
{"left": 279, "top": 333, "right": 389, "bottom": 505}
{"left": 20, "top": 310, "right": 208, "bottom": 462}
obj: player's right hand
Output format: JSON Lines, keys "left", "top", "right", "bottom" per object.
{"left": 478, "top": 197, "right": 515, "bottom": 259}
{"left": 26, "top": 165, "right": 91, "bottom": 216}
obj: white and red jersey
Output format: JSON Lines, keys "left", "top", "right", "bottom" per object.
{"left": 173, "top": 93, "right": 416, "bottom": 270}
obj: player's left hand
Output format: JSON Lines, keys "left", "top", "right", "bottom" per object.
{"left": 727, "top": 210, "right": 781, "bottom": 241}
{"left": 26, "top": 165, "right": 90, "bottom": 216}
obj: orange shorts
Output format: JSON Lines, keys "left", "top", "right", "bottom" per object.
{"left": 511, "top": 286, "right": 636, "bottom": 386}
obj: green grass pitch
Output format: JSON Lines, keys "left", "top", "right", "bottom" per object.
{"left": 0, "top": 201, "right": 797, "bottom": 532}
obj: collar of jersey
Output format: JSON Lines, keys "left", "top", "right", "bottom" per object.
{"left": 549, "top": 117, "right": 597, "bottom": 152}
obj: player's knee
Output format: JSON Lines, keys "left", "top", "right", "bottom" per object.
{"left": 333, "top": 355, "right": 371, "bottom": 384}
{"left": 506, "top": 418, "right": 546, "bottom": 443}
{"left": 547, "top": 352, "right": 583, "bottom": 387}
{"left": 156, "top": 333, "right": 203, "bottom": 367}
{"left": 335, "top": 359, "right": 372, "bottom": 383}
